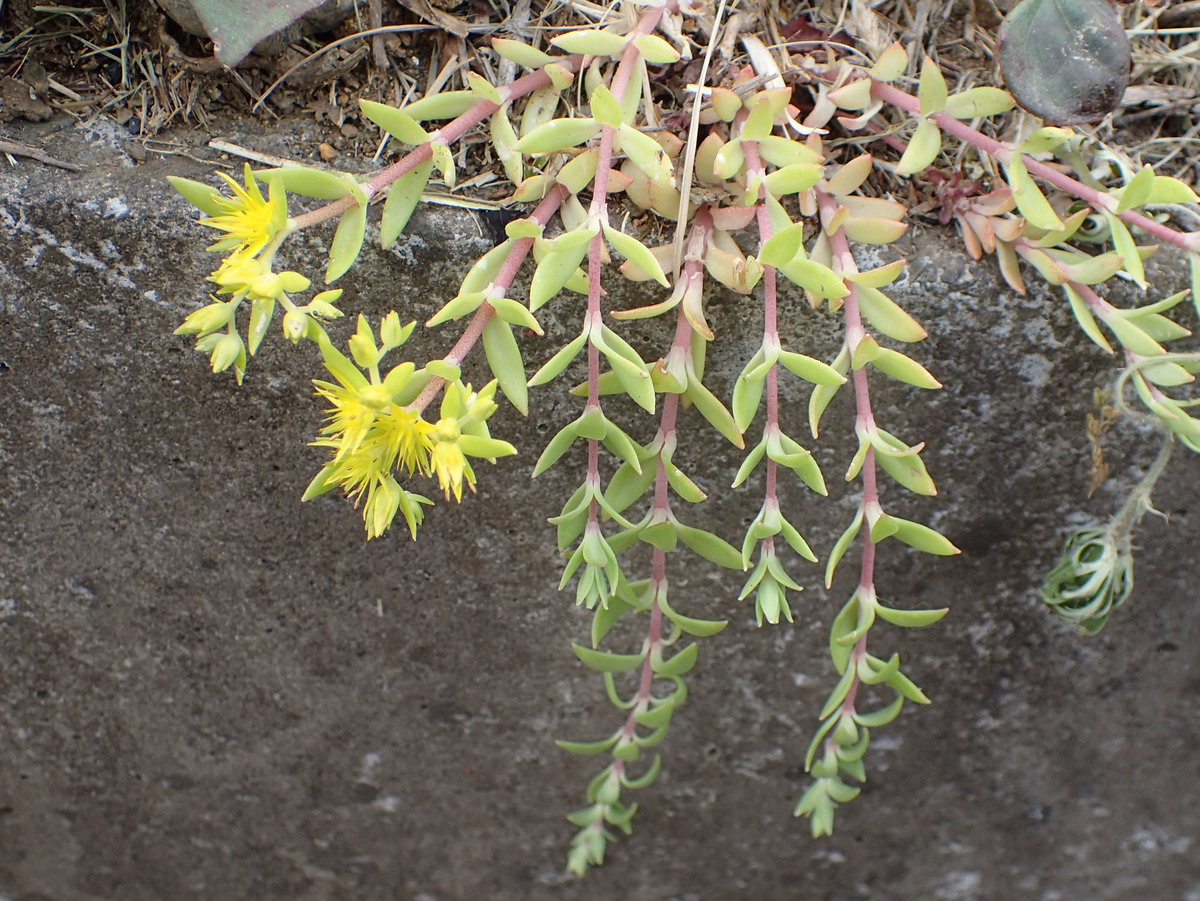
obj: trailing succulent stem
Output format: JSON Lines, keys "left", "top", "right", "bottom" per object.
{"left": 167, "top": 1, "right": 1200, "bottom": 878}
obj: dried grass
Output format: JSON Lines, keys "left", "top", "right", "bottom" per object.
{"left": 1, "top": 0, "right": 1197, "bottom": 187}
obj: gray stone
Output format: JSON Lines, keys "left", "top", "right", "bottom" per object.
{"left": 1, "top": 118, "right": 1198, "bottom": 901}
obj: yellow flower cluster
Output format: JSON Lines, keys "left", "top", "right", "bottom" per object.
{"left": 303, "top": 319, "right": 517, "bottom": 539}
{"left": 171, "top": 166, "right": 345, "bottom": 378}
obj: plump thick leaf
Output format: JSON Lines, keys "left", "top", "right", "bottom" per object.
{"left": 573, "top": 643, "right": 646, "bottom": 673}
{"left": 917, "top": 56, "right": 948, "bottom": 116}
{"left": 168, "top": 176, "right": 224, "bottom": 215}
{"left": 942, "top": 87, "right": 1016, "bottom": 119}
{"left": 654, "top": 642, "right": 698, "bottom": 677}
{"left": 189, "top": 0, "right": 329, "bottom": 66}
{"left": 381, "top": 159, "right": 433, "bottom": 248}
{"left": 895, "top": 119, "right": 941, "bottom": 176}
{"left": 482, "top": 317, "right": 528, "bottom": 414}
{"left": 327, "top": 203, "right": 366, "bottom": 283}
{"left": 550, "top": 28, "right": 629, "bottom": 57}
{"left": 360, "top": 99, "right": 430, "bottom": 145}
{"left": 1006, "top": 155, "right": 1064, "bottom": 231}
{"left": 999, "top": 0, "right": 1130, "bottom": 125}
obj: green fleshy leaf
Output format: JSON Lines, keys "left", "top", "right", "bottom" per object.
{"left": 779, "top": 350, "right": 847, "bottom": 387}
{"left": 732, "top": 435, "right": 768, "bottom": 488}
{"left": 327, "top": 203, "right": 367, "bottom": 283}
{"left": 247, "top": 298, "right": 274, "bottom": 355}
{"left": 603, "top": 223, "right": 670, "bottom": 287}
{"left": 829, "top": 595, "right": 859, "bottom": 673}
{"left": 654, "top": 642, "right": 698, "bottom": 677}
{"left": 516, "top": 117, "right": 602, "bottom": 155}
{"left": 622, "top": 755, "right": 662, "bottom": 790}
{"left": 618, "top": 123, "right": 674, "bottom": 187}
{"left": 482, "top": 317, "right": 528, "bottom": 415}
{"left": 381, "top": 159, "right": 433, "bottom": 248}
{"left": 779, "top": 257, "right": 849, "bottom": 299}
{"left": 810, "top": 345, "right": 850, "bottom": 438}
{"left": 664, "top": 462, "right": 706, "bottom": 503}
{"left": 605, "top": 459, "right": 656, "bottom": 515}
{"left": 167, "top": 176, "right": 224, "bottom": 215}
{"left": 556, "top": 735, "right": 620, "bottom": 756}
{"left": 402, "top": 91, "right": 478, "bottom": 121}
{"left": 640, "top": 520, "right": 678, "bottom": 552}
{"left": 887, "top": 669, "right": 932, "bottom": 704}
{"left": 687, "top": 376, "right": 745, "bottom": 448}
{"left": 758, "top": 224, "right": 805, "bottom": 269}
{"left": 674, "top": 520, "right": 744, "bottom": 569}
{"left": 855, "top": 287, "right": 927, "bottom": 343}
{"left": 1063, "top": 284, "right": 1114, "bottom": 353}
{"left": 531, "top": 228, "right": 596, "bottom": 309}
{"left": 853, "top": 695, "right": 904, "bottom": 728}
{"left": 870, "top": 348, "right": 942, "bottom": 389}
{"left": 942, "top": 87, "right": 1015, "bottom": 118}
{"left": 874, "top": 604, "right": 949, "bottom": 627}
{"left": 660, "top": 603, "right": 727, "bottom": 638}
{"left": 895, "top": 119, "right": 941, "bottom": 176}
{"left": 529, "top": 332, "right": 588, "bottom": 386}
{"left": 257, "top": 167, "right": 353, "bottom": 201}
{"left": 888, "top": 517, "right": 960, "bottom": 555}
{"left": 573, "top": 643, "right": 645, "bottom": 673}
{"left": 917, "top": 55, "right": 948, "bottom": 115}
{"left": 825, "top": 506, "right": 863, "bottom": 589}
{"left": 634, "top": 704, "right": 674, "bottom": 729}
{"left": 360, "top": 99, "right": 430, "bottom": 145}
{"left": 532, "top": 421, "right": 581, "bottom": 477}
{"left": 819, "top": 665, "right": 859, "bottom": 720}
{"left": 1102, "top": 210, "right": 1146, "bottom": 287}
{"left": 1006, "top": 155, "right": 1064, "bottom": 231}
{"left": 489, "top": 297, "right": 542, "bottom": 334}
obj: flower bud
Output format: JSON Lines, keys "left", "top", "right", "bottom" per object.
{"left": 359, "top": 384, "right": 392, "bottom": 411}
{"left": 175, "top": 301, "right": 234, "bottom": 336}
{"left": 251, "top": 272, "right": 282, "bottom": 300}
{"left": 209, "top": 332, "right": 244, "bottom": 374}
{"left": 282, "top": 310, "right": 309, "bottom": 343}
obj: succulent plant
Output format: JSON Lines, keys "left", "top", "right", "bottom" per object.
{"left": 999, "top": 0, "right": 1131, "bottom": 125}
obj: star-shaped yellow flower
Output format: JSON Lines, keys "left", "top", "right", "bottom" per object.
{"left": 201, "top": 164, "right": 287, "bottom": 259}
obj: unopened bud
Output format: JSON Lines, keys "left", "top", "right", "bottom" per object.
{"left": 282, "top": 310, "right": 309, "bottom": 343}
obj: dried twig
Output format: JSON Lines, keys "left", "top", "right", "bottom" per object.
{"left": 0, "top": 138, "right": 85, "bottom": 172}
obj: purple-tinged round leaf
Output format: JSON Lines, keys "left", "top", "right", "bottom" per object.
{"left": 999, "top": 0, "right": 1130, "bottom": 125}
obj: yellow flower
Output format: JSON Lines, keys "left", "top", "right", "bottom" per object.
{"left": 201, "top": 164, "right": 287, "bottom": 258}
{"left": 209, "top": 255, "right": 310, "bottom": 302}
{"left": 430, "top": 418, "right": 474, "bottom": 502}
{"left": 376, "top": 404, "right": 435, "bottom": 476}
{"left": 313, "top": 379, "right": 380, "bottom": 461}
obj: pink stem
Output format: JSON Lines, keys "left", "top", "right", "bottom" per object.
{"left": 816, "top": 187, "right": 880, "bottom": 722}
{"left": 742, "top": 138, "right": 782, "bottom": 525}
{"left": 619, "top": 308, "right": 690, "bottom": 740}
{"left": 869, "top": 80, "right": 1198, "bottom": 252}
{"left": 581, "top": 4, "right": 668, "bottom": 526}
{"left": 408, "top": 184, "right": 568, "bottom": 413}
{"left": 289, "top": 58, "right": 584, "bottom": 231}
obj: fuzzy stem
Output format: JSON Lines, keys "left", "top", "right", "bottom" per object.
{"left": 869, "top": 79, "right": 1198, "bottom": 252}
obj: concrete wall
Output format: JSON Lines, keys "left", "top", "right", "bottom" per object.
{"left": 1, "top": 119, "right": 1197, "bottom": 901}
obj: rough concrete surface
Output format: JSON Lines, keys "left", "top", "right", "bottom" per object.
{"left": 1, "top": 117, "right": 1198, "bottom": 901}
